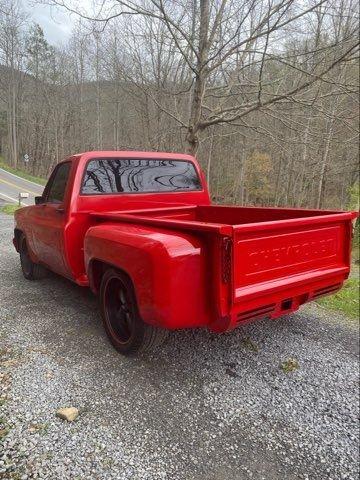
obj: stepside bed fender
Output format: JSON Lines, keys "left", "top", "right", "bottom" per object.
{"left": 84, "top": 222, "right": 209, "bottom": 329}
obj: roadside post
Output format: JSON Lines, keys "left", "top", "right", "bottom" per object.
{"left": 18, "top": 192, "right": 29, "bottom": 206}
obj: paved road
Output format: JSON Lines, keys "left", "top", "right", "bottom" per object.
{"left": 0, "top": 213, "right": 358, "bottom": 480}
{"left": 0, "top": 168, "right": 44, "bottom": 206}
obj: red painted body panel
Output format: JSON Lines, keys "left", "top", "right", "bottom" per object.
{"left": 84, "top": 223, "right": 210, "bottom": 329}
{"left": 14, "top": 151, "right": 358, "bottom": 333}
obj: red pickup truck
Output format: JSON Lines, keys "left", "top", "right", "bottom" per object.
{"left": 13, "top": 151, "right": 357, "bottom": 355}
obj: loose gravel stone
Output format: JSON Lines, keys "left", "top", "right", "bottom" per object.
{"left": 0, "top": 212, "right": 359, "bottom": 480}
{"left": 55, "top": 407, "right": 79, "bottom": 422}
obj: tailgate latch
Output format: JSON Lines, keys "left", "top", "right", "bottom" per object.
{"left": 221, "top": 237, "right": 232, "bottom": 284}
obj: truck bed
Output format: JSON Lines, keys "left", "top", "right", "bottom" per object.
{"left": 92, "top": 204, "right": 355, "bottom": 234}
{"left": 92, "top": 204, "right": 356, "bottom": 330}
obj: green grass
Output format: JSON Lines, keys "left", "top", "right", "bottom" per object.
{"left": 0, "top": 158, "right": 46, "bottom": 185}
{"left": 0, "top": 204, "right": 20, "bottom": 215}
{"left": 317, "top": 278, "right": 359, "bottom": 320}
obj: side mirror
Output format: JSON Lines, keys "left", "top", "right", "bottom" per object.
{"left": 35, "top": 196, "right": 45, "bottom": 205}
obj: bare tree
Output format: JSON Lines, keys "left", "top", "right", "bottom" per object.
{"left": 0, "top": 0, "right": 358, "bottom": 209}
{"left": 0, "top": 0, "right": 26, "bottom": 167}
{"left": 45, "top": 0, "right": 359, "bottom": 154}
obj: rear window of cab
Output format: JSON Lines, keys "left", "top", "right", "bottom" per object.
{"left": 81, "top": 158, "right": 202, "bottom": 194}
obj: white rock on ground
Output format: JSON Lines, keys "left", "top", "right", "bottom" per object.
{"left": 55, "top": 407, "right": 79, "bottom": 422}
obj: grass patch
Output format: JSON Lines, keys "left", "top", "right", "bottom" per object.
{"left": 317, "top": 278, "right": 359, "bottom": 320}
{"left": 0, "top": 426, "right": 9, "bottom": 440}
{"left": 241, "top": 337, "right": 259, "bottom": 352}
{"left": 352, "top": 245, "right": 359, "bottom": 266}
{"left": 28, "top": 422, "right": 49, "bottom": 435}
{"left": 0, "top": 158, "right": 46, "bottom": 185}
{"left": 280, "top": 358, "right": 299, "bottom": 373}
{"left": 0, "top": 416, "right": 10, "bottom": 442}
{"left": 0, "top": 204, "right": 20, "bottom": 215}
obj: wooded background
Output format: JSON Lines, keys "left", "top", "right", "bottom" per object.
{"left": 0, "top": 0, "right": 358, "bottom": 209}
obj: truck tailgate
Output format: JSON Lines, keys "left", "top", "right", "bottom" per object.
{"left": 232, "top": 212, "right": 355, "bottom": 313}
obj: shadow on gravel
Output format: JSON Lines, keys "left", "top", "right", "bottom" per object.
{"left": 21, "top": 266, "right": 358, "bottom": 375}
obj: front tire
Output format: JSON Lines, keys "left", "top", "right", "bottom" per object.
{"left": 100, "top": 269, "right": 167, "bottom": 355}
{"left": 19, "top": 235, "right": 46, "bottom": 280}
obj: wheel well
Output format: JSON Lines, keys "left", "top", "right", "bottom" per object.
{"left": 89, "top": 259, "right": 134, "bottom": 295}
{"left": 14, "top": 228, "right": 23, "bottom": 252}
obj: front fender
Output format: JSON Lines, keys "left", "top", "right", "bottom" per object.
{"left": 84, "top": 222, "right": 209, "bottom": 329}
{"left": 13, "top": 207, "right": 39, "bottom": 263}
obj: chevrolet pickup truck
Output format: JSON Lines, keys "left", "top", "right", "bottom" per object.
{"left": 13, "top": 151, "right": 357, "bottom": 355}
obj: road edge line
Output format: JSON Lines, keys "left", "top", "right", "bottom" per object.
{"left": 0, "top": 167, "right": 44, "bottom": 187}
{"left": 0, "top": 191, "right": 28, "bottom": 206}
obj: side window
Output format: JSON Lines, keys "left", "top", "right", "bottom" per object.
{"left": 46, "top": 163, "right": 71, "bottom": 203}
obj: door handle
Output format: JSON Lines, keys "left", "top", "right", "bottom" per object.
{"left": 56, "top": 207, "right": 65, "bottom": 214}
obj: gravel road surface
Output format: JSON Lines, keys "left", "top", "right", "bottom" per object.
{"left": 0, "top": 212, "right": 359, "bottom": 480}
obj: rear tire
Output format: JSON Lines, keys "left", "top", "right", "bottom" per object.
{"left": 19, "top": 234, "right": 47, "bottom": 280}
{"left": 100, "top": 269, "right": 168, "bottom": 355}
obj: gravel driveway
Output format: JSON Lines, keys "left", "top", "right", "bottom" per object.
{"left": 0, "top": 212, "right": 359, "bottom": 480}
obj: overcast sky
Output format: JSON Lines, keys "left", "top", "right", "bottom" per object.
{"left": 22, "top": 1, "right": 76, "bottom": 45}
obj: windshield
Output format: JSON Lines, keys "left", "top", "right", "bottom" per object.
{"left": 81, "top": 158, "right": 202, "bottom": 194}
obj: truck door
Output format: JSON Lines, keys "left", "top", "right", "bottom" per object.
{"left": 30, "top": 162, "right": 72, "bottom": 277}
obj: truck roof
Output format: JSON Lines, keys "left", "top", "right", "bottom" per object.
{"left": 69, "top": 151, "right": 197, "bottom": 162}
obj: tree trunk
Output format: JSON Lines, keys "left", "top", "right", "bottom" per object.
{"left": 186, "top": 0, "right": 210, "bottom": 155}
{"left": 316, "top": 129, "right": 332, "bottom": 209}
{"left": 206, "top": 126, "right": 214, "bottom": 185}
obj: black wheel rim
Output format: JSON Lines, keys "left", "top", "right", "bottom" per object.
{"left": 20, "top": 239, "right": 32, "bottom": 276}
{"left": 104, "top": 278, "right": 134, "bottom": 344}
